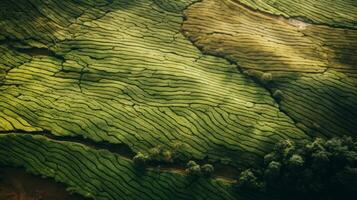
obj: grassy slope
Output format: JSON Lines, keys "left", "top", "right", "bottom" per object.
{"left": 183, "top": 0, "right": 357, "bottom": 138}
{"left": 0, "top": 0, "right": 309, "bottom": 199}
{"left": 237, "top": 0, "right": 357, "bottom": 29}
{"left": 0, "top": 0, "right": 307, "bottom": 169}
{"left": 2, "top": 0, "right": 354, "bottom": 199}
{"left": 0, "top": 133, "right": 236, "bottom": 200}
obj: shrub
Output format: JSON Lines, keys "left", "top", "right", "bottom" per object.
{"left": 264, "top": 161, "right": 281, "bottom": 181}
{"left": 148, "top": 145, "right": 174, "bottom": 163}
{"left": 260, "top": 72, "right": 272, "bottom": 83}
{"left": 201, "top": 164, "right": 214, "bottom": 178}
{"left": 185, "top": 160, "right": 201, "bottom": 177}
{"left": 186, "top": 160, "right": 198, "bottom": 168}
{"left": 243, "top": 69, "right": 263, "bottom": 78}
{"left": 236, "top": 169, "right": 261, "bottom": 190}
{"left": 171, "top": 142, "right": 186, "bottom": 160}
{"left": 264, "top": 152, "right": 278, "bottom": 164}
{"left": 161, "top": 150, "right": 173, "bottom": 162}
{"left": 272, "top": 89, "right": 283, "bottom": 101}
{"left": 185, "top": 161, "right": 215, "bottom": 178}
{"left": 133, "top": 152, "right": 149, "bottom": 168}
{"left": 288, "top": 154, "right": 304, "bottom": 169}
{"left": 148, "top": 145, "right": 163, "bottom": 159}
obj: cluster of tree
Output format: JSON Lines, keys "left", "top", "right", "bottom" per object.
{"left": 132, "top": 145, "right": 177, "bottom": 168}
{"left": 132, "top": 145, "right": 215, "bottom": 179}
{"left": 236, "top": 136, "right": 357, "bottom": 200}
{"left": 185, "top": 160, "right": 214, "bottom": 178}
{"left": 243, "top": 70, "right": 273, "bottom": 84}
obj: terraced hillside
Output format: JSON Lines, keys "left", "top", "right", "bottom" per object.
{"left": 237, "top": 0, "right": 357, "bottom": 28}
{"left": 0, "top": 0, "right": 356, "bottom": 199}
{"left": 183, "top": 0, "right": 357, "bottom": 138}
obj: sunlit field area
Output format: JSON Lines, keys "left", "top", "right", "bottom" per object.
{"left": 0, "top": 0, "right": 356, "bottom": 199}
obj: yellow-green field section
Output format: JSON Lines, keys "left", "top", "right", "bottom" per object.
{"left": 183, "top": 0, "right": 357, "bottom": 138}
{"left": 0, "top": 133, "right": 238, "bottom": 199}
{"left": 238, "top": 0, "right": 357, "bottom": 28}
{"left": 0, "top": 0, "right": 307, "bottom": 167}
{"left": 0, "top": 0, "right": 356, "bottom": 199}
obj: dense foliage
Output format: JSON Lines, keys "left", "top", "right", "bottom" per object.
{"left": 133, "top": 144, "right": 186, "bottom": 169}
{"left": 133, "top": 146, "right": 215, "bottom": 179}
{"left": 237, "top": 137, "right": 357, "bottom": 200}
{"left": 185, "top": 161, "right": 214, "bottom": 178}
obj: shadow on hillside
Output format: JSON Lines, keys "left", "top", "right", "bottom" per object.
{"left": 0, "top": 166, "right": 86, "bottom": 200}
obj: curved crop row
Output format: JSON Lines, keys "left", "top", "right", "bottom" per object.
{"left": 237, "top": 0, "right": 357, "bottom": 29}
{"left": 182, "top": 0, "right": 357, "bottom": 138}
{"left": 0, "top": 133, "right": 237, "bottom": 200}
{"left": 0, "top": 0, "right": 308, "bottom": 169}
